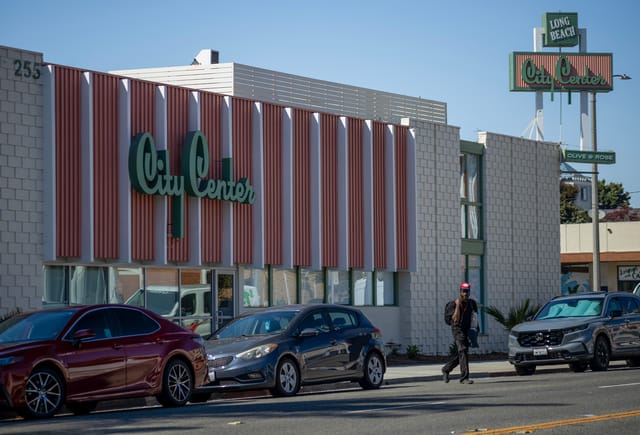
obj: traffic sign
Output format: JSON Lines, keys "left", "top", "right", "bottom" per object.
{"left": 562, "top": 149, "right": 616, "bottom": 164}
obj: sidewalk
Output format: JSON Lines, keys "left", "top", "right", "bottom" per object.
{"left": 384, "top": 359, "right": 516, "bottom": 383}
{"left": 383, "top": 359, "right": 628, "bottom": 384}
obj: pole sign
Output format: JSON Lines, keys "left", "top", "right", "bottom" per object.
{"left": 562, "top": 149, "right": 616, "bottom": 164}
{"left": 543, "top": 12, "right": 579, "bottom": 47}
{"left": 509, "top": 52, "right": 613, "bottom": 93}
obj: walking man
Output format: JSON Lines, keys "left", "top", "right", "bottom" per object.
{"left": 442, "top": 282, "right": 478, "bottom": 384}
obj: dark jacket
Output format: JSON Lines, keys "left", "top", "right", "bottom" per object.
{"left": 454, "top": 299, "right": 478, "bottom": 333}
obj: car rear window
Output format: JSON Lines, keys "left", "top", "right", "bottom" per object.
{"left": 328, "top": 310, "right": 358, "bottom": 330}
{"left": 114, "top": 308, "right": 160, "bottom": 336}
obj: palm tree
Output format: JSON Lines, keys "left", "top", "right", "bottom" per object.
{"left": 482, "top": 299, "right": 540, "bottom": 331}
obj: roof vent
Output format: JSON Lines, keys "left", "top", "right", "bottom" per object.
{"left": 192, "top": 49, "right": 219, "bottom": 65}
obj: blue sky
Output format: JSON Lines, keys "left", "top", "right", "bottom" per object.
{"left": 3, "top": 0, "right": 639, "bottom": 206}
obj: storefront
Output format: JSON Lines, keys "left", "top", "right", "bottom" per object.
{"left": 1, "top": 45, "right": 561, "bottom": 354}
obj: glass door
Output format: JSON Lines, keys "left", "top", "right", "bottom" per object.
{"left": 215, "top": 270, "right": 235, "bottom": 328}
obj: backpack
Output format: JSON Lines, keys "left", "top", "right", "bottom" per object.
{"left": 444, "top": 300, "right": 456, "bottom": 325}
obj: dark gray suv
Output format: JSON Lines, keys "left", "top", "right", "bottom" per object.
{"left": 508, "top": 292, "right": 640, "bottom": 375}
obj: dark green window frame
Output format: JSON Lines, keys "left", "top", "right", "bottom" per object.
{"left": 461, "top": 141, "right": 485, "bottom": 332}
{"left": 265, "top": 266, "right": 397, "bottom": 307}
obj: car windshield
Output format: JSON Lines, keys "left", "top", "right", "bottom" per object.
{"left": 212, "top": 311, "right": 297, "bottom": 339}
{"left": 0, "top": 310, "right": 76, "bottom": 342}
{"left": 535, "top": 298, "right": 603, "bottom": 320}
{"left": 126, "top": 289, "right": 179, "bottom": 316}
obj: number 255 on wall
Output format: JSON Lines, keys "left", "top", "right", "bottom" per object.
{"left": 14, "top": 59, "right": 42, "bottom": 79}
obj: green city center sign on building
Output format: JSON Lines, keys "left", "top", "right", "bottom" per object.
{"left": 543, "top": 12, "right": 579, "bottom": 47}
{"left": 562, "top": 149, "right": 616, "bottom": 164}
{"left": 128, "top": 130, "right": 255, "bottom": 238}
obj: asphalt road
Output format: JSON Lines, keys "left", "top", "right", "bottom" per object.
{"left": 2, "top": 365, "right": 639, "bottom": 434}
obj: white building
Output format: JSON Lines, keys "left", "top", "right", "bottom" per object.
{"left": 0, "top": 45, "right": 560, "bottom": 354}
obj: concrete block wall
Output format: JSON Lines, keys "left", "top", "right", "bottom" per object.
{"left": 0, "top": 46, "right": 44, "bottom": 315}
{"left": 402, "top": 119, "right": 461, "bottom": 355}
{"left": 480, "top": 132, "right": 560, "bottom": 351}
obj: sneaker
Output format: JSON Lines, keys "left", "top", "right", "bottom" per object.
{"left": 460, "top": 379, "right": 474, "bottom": 384}
{"left": 442, "top": 370, "right": 450, "bottom": 383}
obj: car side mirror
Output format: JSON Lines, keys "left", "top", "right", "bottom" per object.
{"left": 72, "top": 329, "right": 96, "bottom": 346}
{"left": 610, "top": 310, "right": 623, "bottom": 318}
{"left": 299, "top": 328, "right": 320, "bottom": 338}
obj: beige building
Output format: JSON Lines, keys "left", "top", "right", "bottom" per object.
{"left": 561, "top": 221, "right": 640, "bottom": 293}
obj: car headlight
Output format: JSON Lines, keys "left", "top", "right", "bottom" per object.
{"left": 237, "top": 344, "right": 278, "bottom": 361}
{"left": 563, "top": 324, "right": 589, "bottom": 334}
{"left": 0, "top": 356, "right": 24, "bottom": 367}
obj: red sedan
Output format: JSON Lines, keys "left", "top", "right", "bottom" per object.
{"left": 0, "top": 304, "right": 209, "bottom": 419}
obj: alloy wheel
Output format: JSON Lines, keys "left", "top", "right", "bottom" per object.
{"left": 23, "top": 369, "right": 65, "bottom": 419}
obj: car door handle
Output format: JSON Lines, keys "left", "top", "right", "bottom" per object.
{"left": 329, "top": 340, "right": 337, "bottom": 345}
{"left": 112, "top": 343, "right": 122, "bottom": 349}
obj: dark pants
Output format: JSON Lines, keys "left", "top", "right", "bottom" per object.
{"left": 442, "top": 327, "right": 470, "bottom": 380}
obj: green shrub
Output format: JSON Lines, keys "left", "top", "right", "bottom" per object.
{"left": 482, "top": 299, "right": 540, "bottom": 331}
{"left": 406, "top": 344, "right": 419, "bottom": 359}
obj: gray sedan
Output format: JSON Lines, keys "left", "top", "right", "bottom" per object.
{"left": 192, "top": 304, "right": 386, "bottom": 400}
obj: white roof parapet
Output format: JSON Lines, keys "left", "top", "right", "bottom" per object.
{"left": 112, "top": 62, "right": 447, "bottom": 126}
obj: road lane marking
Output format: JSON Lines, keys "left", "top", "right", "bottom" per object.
{"left": 460, "top": 409, "right": 640, "bottom": 435}
{"left": 346, "top": 401, "right": 447, "bottom": 414}
{"left": 599, "top": 382, "right": 640, "bottom": 389}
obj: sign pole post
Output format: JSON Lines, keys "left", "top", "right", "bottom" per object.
{"left": 590, "top": 92, "right": 600, "bottom": 292}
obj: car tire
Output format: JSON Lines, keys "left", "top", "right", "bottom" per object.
{"left": 569, "top": 362, "right": 589, "bottom": 373}
{"left": 157, "top": 358, "right": 193, "bottom": 407}
{"left": 514, "top": 364, "right": 536, "bottom": 376}
{"left": 66, "top": 401, "right": 98, "bottom": 415}
{"left": 590, "top": 337, "right": 610, "bottom": 371}
{"left": 17, "top": 367, "right": 65, "bottom": 419}
{"left": 359, "top": 352, "right": 385, "bottom": 389}
{"left": 626, "top": 357, "right": 640, "bottom": 367}
{"left": 271, "top": 357, "right": 300, "bottom": 397}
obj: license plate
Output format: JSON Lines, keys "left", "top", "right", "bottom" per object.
{"left": 533, "top": 347, "right": 548, "bottom": 357}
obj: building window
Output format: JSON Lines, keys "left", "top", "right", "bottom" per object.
{"left": 460, "top": 152, "right": 482, "bottom": 239}
{"left": 352, "top": 270, "right": 373, "bottom": 306}
{"left": 43, "top": 265, "right": 122, "bottom": 306}
{"left": 230, "top": 266, "right": 398, "bottom": 309}
{"left": 272, "top": 267, "right": 298, "bottom": 305}
{"left": 326, "top": 270, "right": 351, "bottom": 304}
{"left": 300, "top": 268, "right": 325, "bottom": 304}
{"left": 617, "top": 265, "right": 640, "bottom": 293}
{"left": 349, "top": 270, "right": 397, "bottom": 306}
{"left": 241, "top": 267, "right": 269, "bottom": 308}
{"left": 460, "top": 140, "right": 485, "bottom": 331}
{"left": 375, "top": 271, "right": 396, "bottom": 306}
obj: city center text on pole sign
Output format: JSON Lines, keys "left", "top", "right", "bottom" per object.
{"left": 509, "top": 52, "right": 613, "bottom": 93}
